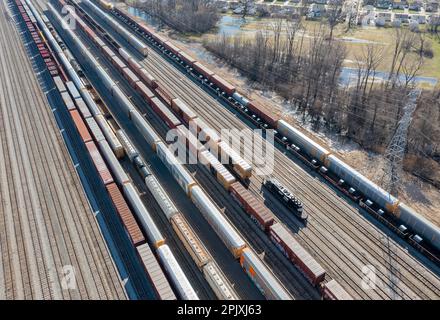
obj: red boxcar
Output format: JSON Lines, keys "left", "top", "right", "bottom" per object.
{"left": 111, "top": 55, "right": 127, "bottom": 72}
{"left": 229, "top": 182, "right": 274, "bottom": 231}
{"left": 150, "top": 97, "right": 181, "bottom": 129}
{"left": 155, "top": 86, "right": 174, "bottom": 106}
{"left": 210, "top": 74, "right": 235, "bottom": 96}
{"left": 85, "top": 141, "right": 114, "bottom": 185}
{"left": 128, "top": 58, "right": 142, "bottom": 72}
{"left": 193, "top": 62, "right": 214, "bottom": 79}
{"left": 164, "top": 41, "right": 181, "bottom": 56}
{"left": 106, "top": 183, "right": 146, "bottom": 246}
{"left": 139, "top": 68, "right": 157, "bottom": 89}
{"left": 247, "top": 100, "right": 279, "bottom": 128}
{"left": 177, "top": 51, "right": 196, "bottom": 66}
{"left": 101, "top": 45, "right": 116, "bottom": 59}
{"left": 70, "top": 110, "right": 93, "bottom": 143}
{"left": 269, "top": 223, "right": 326, "bottom": 286}
{"left": 135, "top": 82, "right": 155, "bottom": 104}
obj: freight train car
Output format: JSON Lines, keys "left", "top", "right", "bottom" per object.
{"left": 84, "top": 0, "right": 148, "bottom": 56}
{"left": 269, "top": 223, "right": 325, "bottom": 286}
{"left": 156, "top": 245, "right": 199, "bottom": 300}
{"left": 229, "top": 182, "right": 274, "bottom": 232}
{"left": 240, "top": 248, "right": 292, "bottom": 300}
{"left": 136, "top": 243, "right": 177, "bottom": 300}
{"left": 190, "top": 185, "right": 246, "bottom": 259}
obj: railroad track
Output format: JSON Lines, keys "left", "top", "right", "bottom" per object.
{"left": 0, "top": 0, "right": 125, "bottom": 299}
{"left": 133, "top": 44, "right": 439, "bottom": 299}
{"left": 58, "top": 4, "right": 318, "bottom": 299}
{"left": 82, "top": 3, "right": 440, "bottom": 299}
{"left": 50, "top": 13, "right": 259, "bottom": 298}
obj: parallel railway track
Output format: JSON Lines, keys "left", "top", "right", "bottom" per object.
{"left": 54, "top": 1, "right": 316, "bottom": 299}
{"left": 0, "top": 0, "right": 126, "bottom": 299}
{"left": 80, "top": 2, "right": 440, "bottom": 299}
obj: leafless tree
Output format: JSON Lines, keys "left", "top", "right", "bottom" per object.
{"left": 325, "top": 0, "right": 344, "bottom": 40}
{"left": 239, "top": 0, "right": 253, "bottom": 19}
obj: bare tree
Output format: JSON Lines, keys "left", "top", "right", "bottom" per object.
{"left": 326, "top": 0, "right": 344, "bottom": 40}
{"left": 239, "top": 0, "right": 253, "bottom": 19}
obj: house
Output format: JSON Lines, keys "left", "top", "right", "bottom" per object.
{"left": 410, "top": 14, "right": 426, "bottom": 23}
{"left": 376, "top": 0, "right": 392, "bottom": 9}
{"left": 375, "top": 12, "right": 392, "bottom": 26}
{"left": 377, "top": 11, "right": 392, "bottom": 21}
{"left": 392, "top": 0, "right": 407, "bottom": 9}
{"left": 426, "top": 0, "right": 439, "bottom": 12}
{"left": 407, "top": 0, "right": 422, "bottom": 11}
{"left": 394, "top": 13, "right": 409, "bottom": 23}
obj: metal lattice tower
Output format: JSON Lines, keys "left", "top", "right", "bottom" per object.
{"left": 381, "top": 90, "right": 420, "bottom": 196}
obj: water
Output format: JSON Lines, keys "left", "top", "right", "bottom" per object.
{"left": 217, "top": 15, "right": 250, "bottom": 36}
{"left": 127, "top": 5, "right": 254, "bottom": 36}
{"left": 339, "top": 67, "right": 438, "bottom": 87}
{"left": 127, "top": 6, "right": 161, "bottom": 28}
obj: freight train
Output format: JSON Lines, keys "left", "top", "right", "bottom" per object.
{"left": 72, "top": 0, "right": 253, "bottom": 181}
{"left": 116, "top": 130, "right": 239, "bottom": 300}
{"left": 98, "top": 1, "right": 440, "bottom": 258}
{"left": 25, "top": 0, "right": 199, "bottom": 300}
{"left": 48, "top": 1, "right": 294, "bottom": 299}
{"left": 67, "top": 0, "right": 356, "bottom": 296}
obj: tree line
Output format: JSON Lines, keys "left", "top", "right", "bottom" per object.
{"left": 136, "top": 0, "right": 220, "bottom": 33}
{"left": 203, "top": 20, "right": 439, "bottom": 183}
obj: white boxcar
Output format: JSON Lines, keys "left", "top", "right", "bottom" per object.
{"left": 326, "top": 154, "right": 399, "bottom": 212}
{"left": 111, "top": 85, "right": 134, "bottom": 117}
{"left": 156, "top": 245, "right": 199, "bottom": 300}
{"left": 130, "top": 110, "right": 162, "bottom": 150}
{"left": 122, "top": 183, "right": 164, "bottom": 248}
{"left": 97, "top": 65, "right": 114, "bottom": 90}
{"left": 398, "top": 203, "right": 440, "bottom": 250}
{"left": 116, "top": 129, "right": 139, "bottom": 162}
{"left": 240, "top": 248, "right": 292, "bottom": 300}
{"left": 277, "top": 120, "right": 330, "bottom": 163}
{"left": 85, "top": 0, "right": 148, "bottom": 56}
{"left": 190, "top": 185, "right": 246, "bottom": 258}
{"left": 66, "top": 81, "right": 81, "bottom": 100}
{"left": 144, "top": 175, "right": 179, "bottom": 220}
{"left": 98, "top": 140, "right": 130, "bottom": 185}
{"left": 53, "top": 76, "right": 67, "bottom": 93}
{"left": 156, "top": 141, "right": 196, "bottom": 196}
{"left": 95, "top": 114, "right": 124, "bottom": 158}
{"left": 85, "top": 117, "right": 106, "bottom": 142}
{"left": 202, "top": 262, "right": 238, "bottom": 300}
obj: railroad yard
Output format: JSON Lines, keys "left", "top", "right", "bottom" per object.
{"left": 0, "top": 0, "right": 439, "bottom": 301}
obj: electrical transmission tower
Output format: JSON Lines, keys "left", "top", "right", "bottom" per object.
{"left": 381, "top": 90, "right": 421, "bottom": 197}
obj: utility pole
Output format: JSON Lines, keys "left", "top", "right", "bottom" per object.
{"left": 381, "top": 90, "right": 421, "bottom": 196}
